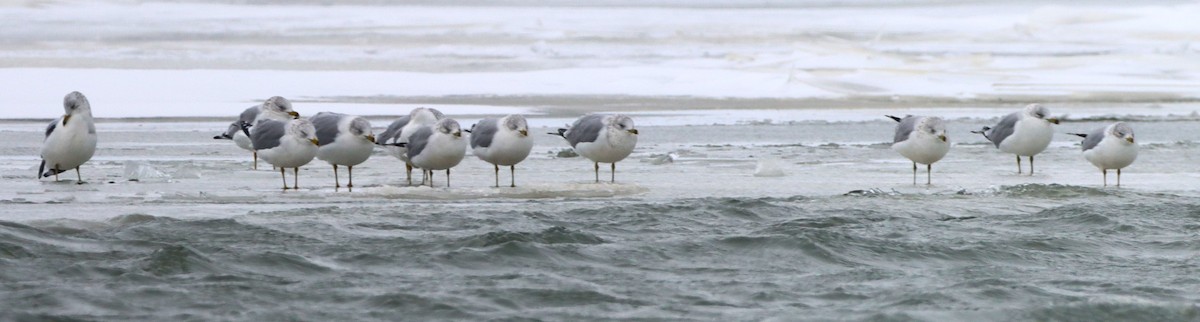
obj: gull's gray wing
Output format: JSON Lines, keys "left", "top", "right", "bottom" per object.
{"left": 893, "top": 116, "right": 918, "bottom": 143}
{"left": 405, "top": 126, "right": 434, "bottom": 160}
{"left": 311, "top": 112, "right": 343, "bottom": 147}
{"left": 470, "top": 118, "right": 500, "bottom": 149}
{"left": 1080, "top": 126, "right": 1106, "bottom": 151}
{"left": 45, "top": 117, "right": 60, "bottom": 138}
{"left": 378, "top": 116, "right": 411, "bottom": 145}
{"left": 985, "top": 112, "right": 1020, "bottom": 148}
{"left": 565, "top": 114, "right": 605, "bottom": 147}
{"left": 251, "top": 119, "right": 286, "bottom": 150}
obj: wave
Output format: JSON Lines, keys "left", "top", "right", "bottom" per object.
{"left": 3, "top": 193, "right": 1200, "bottom": 319}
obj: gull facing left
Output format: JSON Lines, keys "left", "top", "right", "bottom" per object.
{"left": 887, "top": 115, "right": 949, "bottom": 185}
{"left": 1069, "top": 122, "right": 1137, "bottom": 187}
{"left": 312, "top": 112, "right": 375, "bottom": 189}
{"left": 39, "top": 91, "right": 97, "bottom": 183}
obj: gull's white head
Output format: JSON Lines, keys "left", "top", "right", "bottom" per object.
{"left": 1111, "top": 122, "right": 1135, "bottom": 144}
{"left": 289, "top": 118, "right": 319, "bottom": 146}
{"left": 436, "top": 118, "right": 463, "bottom": 138}
{"left": 503, "top": 114, "right": 530, "bottom": 137}
{"left": 916, "top": 117, "right": 948, "bottom": 142}
{"left": 1023, "top": 103, "right": 1059, "bottom": 124}
{"left": 263, "top": 96, "right": 300, "bottom": 119}
{"left": 609, "top": 115, "right": 638, "bottom": 135}
{"left": 409, "top": 107, "right": 445, "bottom": 126}
{"left": 63, "top": 91, "right": 91, "bottom": 115}
{"left": 350, "top": 117, "right": 376, "bottom": 143}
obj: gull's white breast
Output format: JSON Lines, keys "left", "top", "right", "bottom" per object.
{"left": 999, "top": 117, "right": 1053, "bottom": 156}
{"left": 575, "top": 128, "right": 636, "bottom": 164}
{"left": 41, "top": 116, "right": 97, "bottom": 171}
{"left": 473, "top": 130, "right": 533, "bottom": 166}
{"left": 1083, "top": 135, "right": 1137, "bottom": 170}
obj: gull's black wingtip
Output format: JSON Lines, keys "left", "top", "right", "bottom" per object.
{"left": 1067, "top": 133, "right": 1088, "bottom": 138}
{"left": 885, "top": 115, "right": 902, "bottom": 122}
{"left": 548, "top": 128, "right": 567, "bottom": 137}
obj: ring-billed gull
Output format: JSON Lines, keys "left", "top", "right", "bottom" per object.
{"left": 402, "top": 118, "right": 466, "bottom": 187}
{"left": 971, "top": 103, "right": 1059, "bottom": 175}
{"left": 886, "top": 115, "right": 949, "bottom": 185}
{"left": 1069, "top": 122, "right": 1137, "bottom": 187}
{"left": 312, "top": 112, "right": 375, "bottom": 189}
{"left": 253, "top": 117, "right": 319, "bottom": 190}
{"left": 551, "top": 114, "right": 638, "bottom": 183}
{"left": 39, "top": 91, "right": 97, "bottom": 183}
{"left": 468, "top": 115, "right": 533, "bottom": 187}
{"left": 377, "top": 107, "right": 444, "bottom": 185}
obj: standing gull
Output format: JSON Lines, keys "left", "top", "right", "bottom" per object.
{"left": 377, "top": 107, "right": 444, "bottom": 185}
{"left": 1069, "top": 122, "right": 1137, "bottom": 187}
{"left": 469, "top": 115, "right": 533, "bottom": 187}
{"left": 886, "top": 115, "right": 949, "bottom": 185}
{"left": 971, "top": 103, "right": 1060, "bottom": 175}
{"left": 403, "top": 118, "right": 466, "bottom": 187}
{"left": 312, "top": 112, "right": 376, "bottom": 189}
{"left": 39, "top": 91, "right": 97, "bottom": 183}
{"left": 551, "top": 114, "right": 639, "bottom": 183}
{"left": 253, "top": 118, "right": 319, "bottom": 190}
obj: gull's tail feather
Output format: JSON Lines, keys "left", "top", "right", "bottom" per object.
{"left": 213, "top": 133, "right": 232, "bottom": 140}
{"left": 970, "top": 126, "right": 991, "bottom": 136}
{"left": 40, "top": 162, "right": 66, "bottom": 178}
{"left": 885, "top": 115, "right": 902, "bottom": 122}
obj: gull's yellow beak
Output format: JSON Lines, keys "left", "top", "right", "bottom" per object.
{"left": 1046, "top": 117, "right": 1060, "bottom": 125}
{"left": 519, "top": 129, "right": 529, "bottom": 137}
{"left": 938, "top": 135, "right": 947, "bottom": 142}
{"left": 1127, "top": 137, "right": 1135, "bottom": 144}
{"left": 62, "top": 114, "right": 71, "bottom": 126}
{"left": 310, "top": 138, "right": 319, "bottom": 145}
{"left": 628, "top": 129, "right": 639, "bottom": 135}
{"left": 366, "top": 134, "right": 376, "bottom": 143}
{"left": 288, "top": 111, "right": 300, "bottom": 119}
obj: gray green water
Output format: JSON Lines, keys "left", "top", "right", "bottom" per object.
{"left": 3, "top": 187, "right": 1199, "bottom": 321}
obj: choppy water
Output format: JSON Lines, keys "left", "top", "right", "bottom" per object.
{"left": 3, "top": 185, "right": 1200, "bottom": 320}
